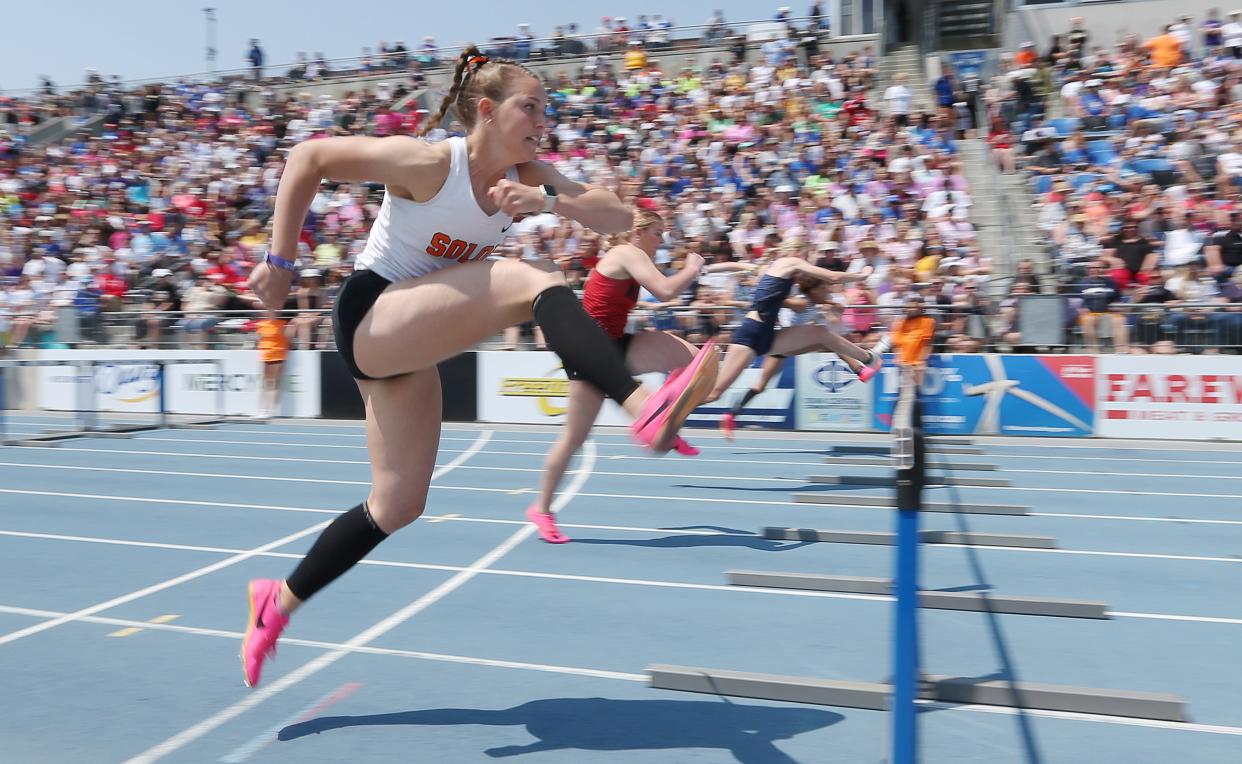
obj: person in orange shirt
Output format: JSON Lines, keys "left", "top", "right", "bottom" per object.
{"left": 255, "top": 309, "right": 292, "bottom": 420}
{"left": 1144, "top": 26, "right": 1183, "bottom": 68}
{"left": 1014, "top": 41, "right": 1039, "bottom": 68}
{"left": 891, "top": 295, "right": 937, "bottom": 385}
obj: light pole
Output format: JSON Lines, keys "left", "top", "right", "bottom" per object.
{"left": 203, "top": 7, "right": 218, "bottom": 78}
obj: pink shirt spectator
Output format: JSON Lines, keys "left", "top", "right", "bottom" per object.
{"left": 843, "top": 284, "right": 876, "bottom": 333}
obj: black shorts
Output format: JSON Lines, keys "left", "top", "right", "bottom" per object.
{"left": 332, "top": 269, "right": 394, "bottom": 380}
{"left": 731, "top": 317, "right": 776, "bottom": 356}
{"left": 564, "top": 333, "right": 633, "bottom": 381}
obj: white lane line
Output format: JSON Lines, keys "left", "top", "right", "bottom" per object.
{"left": 8, "top": 530, "right": 1241, "bottom": 625}
{"left": 1, "top": 446, "right": 804, "bottom": 484}
{"left": 25, "top": 446, "right": 1242, "bottom": 491}
{"left": 0, "top": 603, "right": 646, "bottom": 682}
{"left": 165, "top": 426, "right": 1242, "bottom": 455}
{"left": 1029, "top": 512, "right": 1242, "bottom": 527}
{"left": 7, "top": 459, "right": 1242, "bottom": 501}
{"left": 21, "top": 442, "right": 1242, "bottom": 484}
{"left": 0, "top": 523, "right": 330, "bottom": 648}
{"left": 917, "top": 700, "right": 1242, "bottom": 736}
{"left": 0, "top": 488, "right": 341, "bottom": 516}
{"left": 5, "top": 527, "right": 1241, "bottom": 568}
{"left": 121, "top": 441, "right": 594, "bottom": 764}
{"left": 6, "top": 483, "right": 1242, "bottom": 528}
{"left": 81, "top": 435, "right": 1242, "bottom": 473}
{"left": 1109, "top": 611, "right": 1242, "bottom": 625}
{"left": 7, "top": 598, "right": 1242, "bottom": 736}
{"left": 0, "top": 432, "right": 492, "bottom": 649}
{"left": 0, "top": 530, "right": 462, "bottom": 573}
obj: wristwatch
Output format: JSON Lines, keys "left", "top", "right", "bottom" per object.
{"left": 264, "top": 250, "right": 297, "bottom": 272}
{"left": 540, "top": 184, "right": 559, "bottom": 214}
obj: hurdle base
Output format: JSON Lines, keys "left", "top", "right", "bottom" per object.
{"left": 793, "top": 493, "right": 1029, "bottom": 515}
{"left": 728, "top": 571, "right": 1109, "bottom": 618}
{"left": 831, "top": 445, "right": 984, "bottom": 456}
{"left": 763, "top": 527, "right": 1056, "bottom": 549}
{"left": 648, "top": 665, "right": 891, "bottom": 710}
{"left": 647, "top": 666, "right": 1188, "bottom": 721}
{"left": 808, "top": 474, "right": 1011, "bottom": 488}
{"left": 823, "top": 456, "right": 999, "bottom": 471}
{"left": 15, "top": 431, "right": 83, "bottom": 444}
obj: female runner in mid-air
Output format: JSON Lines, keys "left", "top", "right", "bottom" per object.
{"left": 239, "top": 46, "right": 715, "bottom": 688}
{"left": 704, "top": 253, "right": 884, "bottom": 416}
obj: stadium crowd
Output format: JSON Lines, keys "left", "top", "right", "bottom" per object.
{"left": 971, "top": 11, "right": 1242, "bottom": 352}
{"left": 5, "top": 7, "right": 1237, "bottom": 357}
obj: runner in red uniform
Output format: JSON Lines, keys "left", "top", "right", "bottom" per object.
{"left": 527, "top": 209, "right": 727, "bottom": 543}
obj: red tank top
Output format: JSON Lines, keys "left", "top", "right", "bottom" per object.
{"left": 581, "top": 269, "right": 639, "bottom": 339}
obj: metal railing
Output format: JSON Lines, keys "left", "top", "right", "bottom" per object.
{"left": 5, "top": 298, "right": 1237, "bottom": 355}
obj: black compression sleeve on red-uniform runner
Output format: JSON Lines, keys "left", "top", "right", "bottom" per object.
{"left": 532, "top": 285, "right": 641, "bottom": 404}
{"left": 286, "top": 502, "right": 388, "bottom": 602}
{"left": 732, "top": 387, "right": 762, "bottom": 414}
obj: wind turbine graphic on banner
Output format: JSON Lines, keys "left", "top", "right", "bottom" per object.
{"left": 962, "top": 355, "right": 1091, "bottom": 434}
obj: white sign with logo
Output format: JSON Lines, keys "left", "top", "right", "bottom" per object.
{"left": 35, "top": 350, "right": 321, "bottom": 417}
{"left": 795, "top": 353, "right": 875, "bottom": 431}
{"left": 1095, "top": 355, "right": 1242, "bottom": 439}
{"left": 477, "top": 350, "right": 663, "bottom": 426}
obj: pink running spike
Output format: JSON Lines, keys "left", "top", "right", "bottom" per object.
{"left": 631, "top": 338, "right": 719, "bottom": 452}
{"left": 672, "top": 436, "right": 700, "bottom": 456}
{"left": 241, "top": 579, "right": 289, "bottom": 688}
{"left": 527, "top": 505, "right": 570, "bottom": 544}
{"left": 858, "top": 351, "right": 883, "bottom": 383}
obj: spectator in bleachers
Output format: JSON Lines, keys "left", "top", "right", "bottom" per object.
{"left": 135, "top": 268, "right": 180, "bottom": 349}
{"left": 1205, "top": 210, "right": 1242, "bottom": 277}
{"left": 978, "top": 10, "right": 1242, "bottom": 351}
{"left": 0, "top": 12, "right": 992, "bottom": 355}
{"left": 1077, "top": 260, "right": 1129, "bottom": 352}
{"left": 247, "top": 40, "right": 265, "bottom": 82}
{"left": 1101, "top": 218, "right": 1159, "bottom": 288}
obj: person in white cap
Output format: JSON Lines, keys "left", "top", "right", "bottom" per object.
{"left": 138, "top": 268, "right": 179, "bottom": 349}
{"left": 1224, "top": 10, "right": 1242, "bottom": 57}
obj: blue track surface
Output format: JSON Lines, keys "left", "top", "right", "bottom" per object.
{"left": 1, "top": 418, "right": 1240, "bottom": 763}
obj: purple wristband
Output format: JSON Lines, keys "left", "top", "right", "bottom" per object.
{"left": 264, "top": 251, "right": 297, "bottom": 272}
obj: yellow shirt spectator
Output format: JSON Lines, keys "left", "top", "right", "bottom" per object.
{"left": 313, "top": 241, "right": 342, "bottom": 266}
{"left": 914, "top": 253, "right": 941, "bottom": 281}
{"left": 625, "top": 46, "right": 648, "bottom": 71}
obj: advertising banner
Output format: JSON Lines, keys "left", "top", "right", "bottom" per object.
{"left": 795, "top": 353, "right": 875, "bottom": 431}
{"left": 873, "top": 354, "right": 1096, "bottom": 437}
{"left": 476, "top": 350, "right": 796, "bottom": 430}
{"left": 684, "top": 357, "right": 797, "bottom": 431}
{"left": 35, "top": 350, "right": 321, "bottom": 417}
{"left": 1095, "top": 355, "right": 1242, "bottom": 439}
{"left": 476, "top": 351, "right": 659, "bottom": 426}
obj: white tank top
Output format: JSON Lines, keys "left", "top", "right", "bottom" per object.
{"left": 355, "top": 136, "right": 519, "bottom": 282}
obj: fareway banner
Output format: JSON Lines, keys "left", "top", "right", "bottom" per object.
{"left": 1095, "top": 356, "right": 1242, "bottom": 440}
